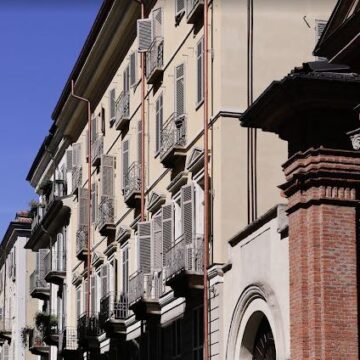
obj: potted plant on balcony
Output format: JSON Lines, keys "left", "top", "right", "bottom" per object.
{"left": 35, "top": 312, "right": 58, "bottom": 346}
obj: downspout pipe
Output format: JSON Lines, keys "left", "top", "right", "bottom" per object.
{"left": 203, "top": 0, "right": 210, "bottom": 359}
{"left": 140, "top": 1, "right": 145, "bottom": 222}
{"left": 70, "top": 80, "right": 92, "bottom": 318}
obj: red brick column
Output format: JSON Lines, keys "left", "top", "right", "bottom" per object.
{"left": 281, "top": 147, "right": 360, "bottom": 360}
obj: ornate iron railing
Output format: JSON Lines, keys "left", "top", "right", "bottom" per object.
{"left": 99, "top": 292, "right": 128, "bottom": 328}
{"left": 72, "top": 166, "right": 82, "bottom": 193}
{"left": 115, "top": 90, "right": 130, "bottom": 126}
{"left": 30, "top": 270, "right": 49, "bottom": 293}
{"left": 91, "top": 135, "right": 104, "bottom": 165}
{"left": 77, "top": 313, "right": 102, "bottom": 339}
{"left": 129, "top": 270, "right": 165, "bottom": 305}
{"left": 44, "top": 250, "right": 66, "bottom": 277}
{"left": 76, "top": 225, "right": 88, "bottom": 255}
{"left": 146, "top": 37, "right": 164, "bottom": 80}
{"left": 59, "top": 327, "right": 77, "bottom": 352}
{"left": 97, "top": 196, "right": 115, "bottom": 230}
{"left": 160, "top": 113, "right": 186, "bottom": 159}
{"left": 123, "top": 161, "right": 141, "bottom": 200}
{"left": 165, "top": 235, "right": 204, "bottom": 278}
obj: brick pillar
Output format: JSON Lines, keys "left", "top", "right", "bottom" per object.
{"left": 281, "top": 147, "right": 360, "bottom": 360}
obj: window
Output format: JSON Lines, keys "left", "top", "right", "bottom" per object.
{"left": 196, "top": 38, "right": 204, "bottom": 106}
{"left": 130, "top": 52, "right": 137, "bottom": 88}
{"left": 138, "top": 120, "right": 143, "bottom": 165}
{"left": 91, "top": 183, "right": 97, "bottom": 224}
{"left": 175, "top": 0, "right": 186, "bottom": 24}
{"left": 122, "top": 247, "right": 129, "bottom": 294}
{"left": 156, "top": 93, "right": 163, "bottom": 154}
{"left": 76, "top": 286, "right": 81, "bottom": 318}
{"left": 109, "top": 89, "right": 116, "bottom": 124}
{"left": 101, "top": 264, "right": 109, "bottom": 298}
{"left": 171, "top": 319, "right": 182, "bottom": 359}
{"left": 315, "top": 20, "right": 327, "bottom": 61}
{"left": 122, "top": 139, "right": 129, "bottom": 190}
{"left": 101, "top": 107, "right": 106, "bottom": 135}
{"left": 175, "top": 63, "right": 185, "bottom": 120}
{"left": 124, "top": 65, "right": 130, "bottom": 94}
{"left": 90, "top": 275, "right": 97, "bottom": 314}
{"left": 193, "top": 306, "right": 203, "bottom": 360}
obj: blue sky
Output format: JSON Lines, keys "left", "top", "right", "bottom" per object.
{"left": 0, "top": 1, "right": 102, "bottom": 237}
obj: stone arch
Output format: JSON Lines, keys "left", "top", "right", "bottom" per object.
{"left": 225, "top": 283, "right": 286, "bottom": 360}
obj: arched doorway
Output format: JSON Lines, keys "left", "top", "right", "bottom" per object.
{"left": 240, "top": 311, "right": 276, "bottom": 360}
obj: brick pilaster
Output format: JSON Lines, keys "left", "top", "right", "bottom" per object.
{"left": 281, "top": 147, "right": 360, "bottom": 360}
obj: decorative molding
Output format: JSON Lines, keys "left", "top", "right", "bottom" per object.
{"left": 167, "top": 171, "right": 189, "bottom": 195}
{"left": 117, "top": 225, "right": 132, "bottom": 245}
{"left": 92, "top": 251, "right": 105, "bottom": 268}
{"left": 347, "top": 128, "right": 360, "bottom": 150}
{"left": 104, "top": 241, "right": 118, "bottom": 258}
{"left": 147, "top": 191, "right": 166, "bottom": 214}
{"left": 72, "top": 271, "right": 82, "bottom": 286}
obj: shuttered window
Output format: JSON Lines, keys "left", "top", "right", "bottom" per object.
{"left": 181, "top": 183, "right": 195, "bottom": 245}
{"left": 138, "top": 120, "right": 142, "bottom": 165}
{"left": 122, "top": 140, "right": 129, "bottom": 190}
{"left": 91, "top": 115, "right": 97, "bottom": 144}
{"left": 156, "top": 93, "right": 163, "bottom": 154}
{"left": 130, "top": 52, "right": 137, "bottom": 87}
{"left": 109, "top": 89, "right": 116, "bottom": 124}
{"left": 101, "top": 155, "right": 115, "bottom": 198}
{"left": 91, "top": 183, "right": 97, "bottom": 224}
{"left": 122, "top": 247, "right": 129, "bottom": 294}
{"left": 162, "top": 203, "right": 174, "bottom": 266}
{"left": 90, "top": 275, "right": 96, "bottom": 313}
{"left": 101, "top": 264, "right": 109, "bottom": 298}
{"left": 138, "top": 221, "right": 152, "bottom": 274}
{"left": 78, "top": 188, "right": 89, "bottom": 226}
{"left": 137, "top": 18, "right": 153, "bottom": 52}
{"left": 101, "top": 107, "right": 106, "bottom": 135}
{"left": 76, "top": 286, "right": 81, "bottom": 318}
{"left": 175, "top": 64, "right": 185, "bottom": 119}
{"left": 152, "top": 8, "right": 163, "bottom": 39}
{"left": 175, "top": 0, "right": 186, "bottom": 20}
{"left": 66, "top": 149, "right": 73, "bottom": 172}
{"left": 196, "top": 38, "right": 204, "bottom": 105}
{"left": 123, "top": 65, "right": 130, "bottom": 94}
{"left": 192, "top": 306, "right": 204, "bottom": 360}
{"left": 72, "top": 143, "right": 82, "bottom": 167}
{"left": 152, "top": 212, "right": 163, "bottom": 271}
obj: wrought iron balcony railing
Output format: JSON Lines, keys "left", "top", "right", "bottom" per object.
{"left": 146, "top": 37, "right": 164, "bottom": 83}
{"left": 99, "top": 292, "right": 128, "bottom": 328}
{"left": 72, "top": 166, "right": 82, "bottom": 194}
{"left": 77, "top": 313, "right": 102, "bottom": 340}
{"left": 165, "top": 235, "right": 204, "bottom": 279}
{"left": 30, "top": 269, "right": 50, "bottom": 298}
{"left": 115, "top": 90, "right": 130, "bottom": 130}
{"left": 76, "top": 225, "right": 88, "bottom": 259}
{"left": 160, "top": 113, "right": 187, "bottom": 160}
{"left": 123, "top": 161, "right": 141, "bottom": 201}
{"left": 97, "top": 196, "right": 115, "bottom": 231}
{"left": 91, "top": 135, "right": 104, "bottom": 167}
{"left": 59, "top": 327, "right": 77, "bottom": 353}
{"left": 128, "top": 270, "right": 165, "bottom": 306}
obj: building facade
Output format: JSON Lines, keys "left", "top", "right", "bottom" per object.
{"left": 9, "top": 0, "right": 355, "bottom": 360}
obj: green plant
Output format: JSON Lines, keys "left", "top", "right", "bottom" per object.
{"left": 20, "top": 326, "right": 32, "bottom": 347}
{"left": 34, "top": 312, "right": 58, "bottom": 337}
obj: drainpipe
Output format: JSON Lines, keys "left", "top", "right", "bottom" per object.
{"left": 70, "top": 80, "right": 92, "bottom": 318}
{"left": 203, "top": 0, "right": 210, "bottom": 359}
{"left": 41, "top": 225, "right": 54, "bottom": 313}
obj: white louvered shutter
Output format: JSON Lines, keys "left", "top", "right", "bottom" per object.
{"left": 181, "top": 184, "right": 195, "bottom": 245}
{"left": 91, "top": 115, "right": 97, "bottom": 144}
{"left": 122, "top": 140, "right": 129, "bottom": 190}
{"left": 90, "top": 274, "right": 96, "bottom": 313}
{"left": 72, "top": 143, "right": 81, "bottom": 167}
{"left": 101, "top": 155, "right": 115, "bottom": 198}
{"left": 66, "top": 149, "right": 73, "bottom": 172}
{"left": 101, "top": 264, "right": 108, "bottom": 298}
{"left": 138, "top": 120, "right": 142, "bottom": 165}
{"left": 197, "top": 38, "right": 204, "bottom": 104}
{"left": 156, "top": 94, "right": 163, "bottom": 153}
{"left": 138, "top": 221, "right": 152, "bottom": 274}
{"left": 130, "top": 52, "right": 137, "bottom": 87}
{"left": 152, "top": 213, "right": 163, "bottom": 271}
{"left": 78, "top": 188, "right": 89, "bottom": 226}
{"left": 162, "top": 203, "right": 174, "bottom": 266}
{"left": 137, "top": 19, "right": 153, "bottom": 52}
{"left": 175, "top": 64, "right": 185, "bottom": 118}
{"left": 109, "top": 89, "right": 116, "bottom": 123}
{"left": 152, "top": 8, "right": 163, "bottom": 39}
{"left": 176, "top": 0, "right": 185, "bottom": 18}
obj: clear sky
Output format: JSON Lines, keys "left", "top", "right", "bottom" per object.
{"left": 0, "top": 1, "right": 102, "bottom": 237}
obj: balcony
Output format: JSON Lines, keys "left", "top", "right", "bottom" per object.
{"left": 0, "top": 318, "right": 11, "bottom": 340}
{"left": 44, "top": 250, "right": 66, "bottom": 285}
{"left": 43, "top": 325, "right": 59, "bottom": 346}
{"left": 77, "top": 313, "right": 102, "bottom": 348}
{"left": 30, "top": 270, "right": 50, "bottom": 300}
{"left": 115, "top": 91, "right": 130, "bottom": 131}
{"left": 146, "top": 37, "right": 164, "bottom": 84}
{"left": 165, "top": 235, "right": 204, "bottom": 297}
{"left": 97, "top": 196, "right": 116, "bottom": 237}
{"left": 29, "top": 328, "right": 49, "bottom": 356}
{"left": 99, "top": 292, "right": 128, "bottom": 338}
{"left": 186, "top": 0, "right": 204, "bottom": 24}
{"left": 72, "top": 166, "right": 82, "bottom": 195}
{"left": 123, "top": 162, "right": 141, "bottom": 208}
{"left": 129, "top": 271, "right": 165, "bottom": 320}
{"left": 160, "top": 113, "right": 187, "bottom": 168}
{"left": 76, "top": 225, "right": 88, "bottom": 260}
{"left": 91, "top": 136, "right": 104, "bottom": 167}
{"left": 59, "top": 327, "right": 78, "bottom": 355}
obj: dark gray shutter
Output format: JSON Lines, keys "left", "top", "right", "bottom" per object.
{"left": 162, "top": 203, "right": 174, "bottom": 266}
{"left": 122, "top": 140, "right": 129, "bottom": 190}
{"left": 109, "top": 89, "right": 116, "bottom": 123}
{"left": 197, "top": 38, "right": 204, "bottom": 104}
{"left": 123, "top": 66, "right": 130, "bottom": 93}
{"left": 78, "top": 188, "right": 89, "bottom": 226}
{"left": 130, "top": 52, "right": 137, "bottom": 87}
{"left": 156, "top": 94, "right": 163, "bottom": 153}
{"left": 66, "top": 149, "right": 73, "bottom": 172}
{"left": 137, "top": 19, "right": 153, "bottom": 52}
{"left": 152, "top": 8, "right": 163, "bottom": 39}
{"left": 181, "top": 184, "right": 195, "bottom": 245}
{"left": 152, "top": 212, "right": 163, "bottom": 271}
{"left": 138, "top": 221, "right": 152, "bottom": 274}
{"left": 175, "top": 64, "right": 185, "bottom": 118}
{"left": 101, "top": 155, "right": 115, "bottom": 198}
{"left": 138, "top": 120, "right": 142, "bottom": 165}
{"left": 101, "top": 108, "right": 106, "bottom": 135}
